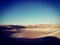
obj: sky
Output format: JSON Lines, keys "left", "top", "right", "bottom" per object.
{"left": 0, "top": 0, "right": 60, "bottom": 25}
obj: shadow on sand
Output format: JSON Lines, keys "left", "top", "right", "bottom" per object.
{"left": 0, "top": 26, "right": 60, "bottom": 45}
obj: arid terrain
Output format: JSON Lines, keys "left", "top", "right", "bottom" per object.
{"left": 0, "top": 24, "right": 60, "bottom": 39}
{"left": 10, "top": 28, "right": 60, "bottom": 38}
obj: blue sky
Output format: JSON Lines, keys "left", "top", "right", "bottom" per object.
{"left": 0, "top": 0, "right": 60, "bottom": 25}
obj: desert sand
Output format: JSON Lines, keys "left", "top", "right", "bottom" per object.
{"left": 10, "top": 28, "right": 60, "bottom": 39}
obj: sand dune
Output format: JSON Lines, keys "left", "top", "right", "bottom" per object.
{"left": 44, "top": 30, "right": 60, "bottom": 38}
{"left": 10, "top": 29, "right": 60, "bottom": 39}
{"left": 1, "top": 25, "right": 60, "bottom": 39}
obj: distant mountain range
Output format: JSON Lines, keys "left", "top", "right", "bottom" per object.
{"left": 0, "top": 24, "right": 60, "bottom": 29}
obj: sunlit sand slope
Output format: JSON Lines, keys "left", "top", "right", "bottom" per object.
{"left": 10, "top": 29, "right": 60, "bottom": 38}
{"left": 44, "top": 30, "right": 60, "bottom": 38}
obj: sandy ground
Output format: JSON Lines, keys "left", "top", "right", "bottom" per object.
{"left": 44, "top": 30, "right": 60, "bottom": 38}
{"left": 10, "top": 28, "right": 60, "bottom": 39}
